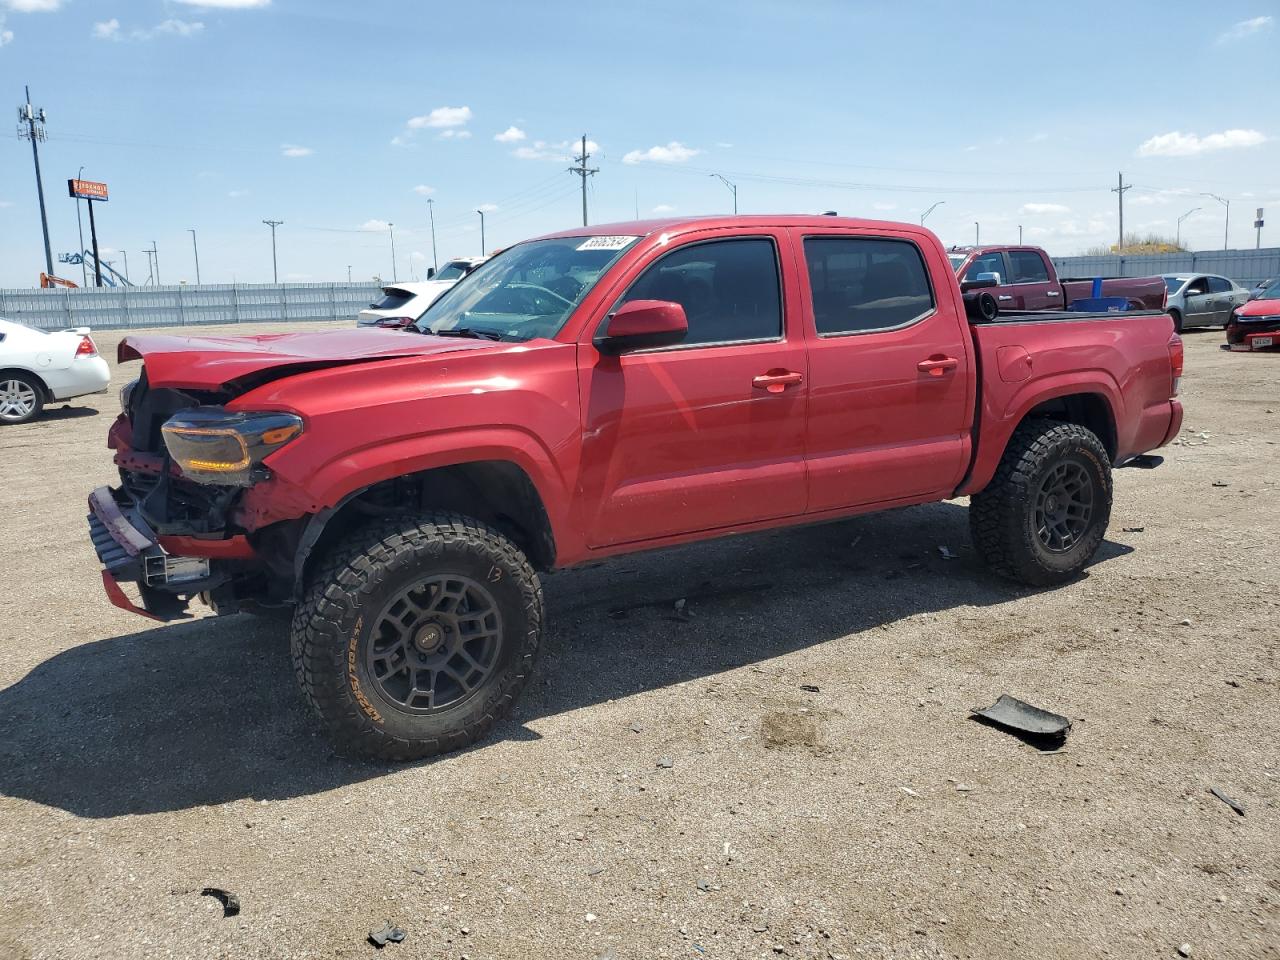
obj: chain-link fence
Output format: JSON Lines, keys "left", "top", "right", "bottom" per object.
{"left": 0, "top": 282, "right": 383, "bottom": 331}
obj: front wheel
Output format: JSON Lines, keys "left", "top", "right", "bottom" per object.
{"left": 970, "top": 420, "right": 1112, "bottom": 587}
{"left": 291, "top": 513, "right": 543, "bottom": 761}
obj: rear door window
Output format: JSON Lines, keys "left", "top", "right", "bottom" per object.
{"left": 803, "top": 236, "right": 935, "bottom": 335}
{"left": 1207, "top": 276, "right": 1232, "bottom": 294}
{"left": 371, "top": 288, "right": 415, "bottom": 310}
{"left": 1009, "top": 250, "right": 1050, "bottom": 284}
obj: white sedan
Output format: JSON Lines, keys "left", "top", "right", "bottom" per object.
{"left": 0, "top": 318, "right": 111, "bottom": 424}
{"left": 357, "top": 256, "right": 490, "bottom": 327}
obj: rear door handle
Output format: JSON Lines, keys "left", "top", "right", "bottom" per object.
{"left": 752, "top": 370, "right": 803, "bottom": 393}
{"left": 917, "top": 356, "right": 959, "bottom": 377}
{"left": 1046, "top": 290, "right": 1061, "bottom": 297}
{"left": 997, "top": 295, "right": 1013, "bottom": 302}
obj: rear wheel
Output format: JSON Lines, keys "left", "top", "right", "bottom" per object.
{"left": 970, "top": 420, "right": 1112, "bottom": 587}
{"left": 290, "top": 512, "right": 543, "bottom": 761}
{"left": 0, "top": 373, "right": 44, "bottom": 424}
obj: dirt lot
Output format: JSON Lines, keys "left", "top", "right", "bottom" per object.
{"left": 0, "top": 322, "right": 1276, "bottom": 960}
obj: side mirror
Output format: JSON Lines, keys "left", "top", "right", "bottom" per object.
{"left": 594, "top": 300, "right": 688, "bottom": 355}
{"left": 960, "top": 273, "right": 999, "bottom": 292}
{"left": 426, "top": 267, "right": 436, "bottom": 279}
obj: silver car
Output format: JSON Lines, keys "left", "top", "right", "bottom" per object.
{"left": 1162, "top": 274, "right": 1251, "bottom": 331}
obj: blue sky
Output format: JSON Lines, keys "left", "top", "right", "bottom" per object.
{"left": 1, "top": 0, "right": 1277, "bottom": 287}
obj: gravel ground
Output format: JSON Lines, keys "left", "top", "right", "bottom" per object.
{"left": 0, "top": 322, "right": 1276, "bottom": 960}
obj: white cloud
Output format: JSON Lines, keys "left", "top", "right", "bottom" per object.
{"left": 511, "top": 138, "right": 598, "bottom": 161}
{"left": 92, "top": 18, "right": 119, "bottom": 39}
{"left": 3, "top": 0, "right": 61, "bottom": 11}
{"left": 412, "top": 184, "right": 435, "bottom": 197}
{"left": 0, "top": 22, "right": 10, "bottom": 45}
{"left": 1020, "top": 202, "right": 1071, "bottom": 215}
{"left": 152, "top": 19, "right": 204, "bottom": 36}
{"left": 1137, "top": 128, "right": 1267, "bottom": 157}
{"left": 359, "top": 219, "right": 391, "bottom": 232}
{"left": 622, "top": 141, "right": 700, "bottom": 165}
{"left": 494, "top": 125, "right": 526, "bottom": 143}
{"left": 715, "top": 142, "right": 734, "bottom": 149}
{"left": 1029, "top": 132, "right": 1050, "bottom": 143}
{"left": 438, "top": 129, "right": 471, "bottom": 140}
{"left": 651, "top": 203, "right": 676, "bottom": 214}
{"left": 227, "top": 189, "right": 248, "bottom": 198}
{"left": 1218, "top": 15, "right": 1272, "bottom": 42}
{"left": 477, "top": 203, "right": 498, "bottom": 213}
{"left": 410, "top": 251, "right": 428, "bottom": 262}
{"left": 172, "top": 0, "right": 269, "bottom": 7}
{"left": 389, "top": 135, "right": 407, "bottom": 147}
{"left": 407, "top": 106, "right": 471, "bottom": 129}
{"left": 281, "top": 144, "right": 313, "bottom": 157}
{"left": 871, "top": 202, "right": 897, "bottom": 211}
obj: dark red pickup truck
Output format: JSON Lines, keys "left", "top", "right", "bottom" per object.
{"left": 949, "top": 245, "right": 1168, "bottom": 312}
{"left": 88, "top": 215, "right": 1183, "bottom": 759}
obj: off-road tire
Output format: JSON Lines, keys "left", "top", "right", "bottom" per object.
{"left": 970, "top": 420, "right": 1112, "bottom": 587}
{"left": 290, "top": 512, "right": 543, "bottom": 761}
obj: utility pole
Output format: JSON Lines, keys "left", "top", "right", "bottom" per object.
{"left": 142, "top": 250, "right": 154, "bottom": 285}
{"left": 18, "top": 85, "right": 54, "bottom": 278}
{"left": 1201, "top": 193, "right": 1229, "bottom": 250}
{"left": 262, "top": 219, "right": 283, "bottom": 283}
{"left": 567, "top": 134, "right": 598, "bottom": 226}
{"left": 188, "top": 229, "right": 201, "bottom": 284}
{"left": 920, "top": 201, "right": 945, "bottom": 225}
{"left": 347, "top": 264, "right": 352, "bottom": 283}
{"left": 477, "top": 209, "right": 486, "bottom": 254}
{"left": 122, "top": 250, "right": 130, "bottom": 283}
{"left": 1018, "top": 225, "right": 1023, "bottom": 245}
{"left": 1112, "top": 172, "right": 1132, "bottom": 252}
{"left": 388, "top": 222, "right": 397, "bottom": 282}
{"left": 150, "top": 241, "right": 160, "bottom": 285}
{"left": 75, "top": 164, "right": 87, "bottom": 285}
{"left": 1256, "top": 207, "right": 1265, "bottom": 250}
{"left": 426, "top": 197, "right": 438, "bottom": 272}
{"left": 709, "top": 173, "right": 738, "bottom": 214}
{"left": 974, "top": 222, "right": 980, "bottom": 246}
{"left": 1176, "top": 207, "right": 1200, "bottom": 249}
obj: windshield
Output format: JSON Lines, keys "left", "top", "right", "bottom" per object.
{"left": 948, "top": 253, "right": 967, "bottom": 272}
{"left": 414, "top": 235, "right": 640, "bottom": 341}
{"left": 370, "top": 288, "right": 415, "bottom": 310}
{"left": 433, "top": 261, "right": 473, "bottom": 282}
{"left": 1164, "top": 277, "right": 1188, "bottom": 293}
{"left": 1259, "top": 282, "right": 1280, "bottom": 301}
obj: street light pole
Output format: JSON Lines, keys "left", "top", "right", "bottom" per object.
{"left": 1018, "top": 225, "right": 1023, "bottom": 245}
{"left": 709, "top": 173, "right": 738, "bottom": 214}
{"left": 477, "top": 209, "right": 486, "bottom": 254}
{"left": 388, "top": 223, "right": 397, "bottom": 282}
{"left": 427, "top": 197, "right": 438, "bottom": 273}
{"left": 262, "top": 219, "right": 283, "bottom": 283}
{"left": 920, "top": 200, "right": 945, "bottom": 225}
{"left": 1176, "top": 207, "right": 1200, "bottom": 249}
{"left": 1202, "top": 193, "right": 1229, "bottom": 250}
{"left": 75, "top": 164, "right": 87, "bottom": 286}
{"left": 974, "top": 222, "right": 980, "bottom": 246}
{"left": 188, "top": 228, "right": 201, "bottom": 285}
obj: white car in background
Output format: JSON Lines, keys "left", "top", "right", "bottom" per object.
{"left": 357, "top": 256, "right": 490, "bottom": 328}
{"left": 0, "top": 318, "right": 111, "bottom": 424}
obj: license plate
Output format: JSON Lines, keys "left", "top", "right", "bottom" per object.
{"left": 1252, "top": 336, "right": 1274, "bottom": 349}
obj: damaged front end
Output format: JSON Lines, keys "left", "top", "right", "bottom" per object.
{"left": 89, "top": 366, "right": 312, "bottom": 621}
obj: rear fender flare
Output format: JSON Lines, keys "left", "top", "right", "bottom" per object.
{"left": 959, "top": 374, "right": 1122, "bottom": 496}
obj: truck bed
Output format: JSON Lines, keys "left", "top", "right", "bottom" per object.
{"left": 977, "top": 308, "right": 1167, "bottom": 325}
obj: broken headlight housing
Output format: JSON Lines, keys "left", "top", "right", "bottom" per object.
{"left": 161, "top": 407, "right": 303, "bottom": 486}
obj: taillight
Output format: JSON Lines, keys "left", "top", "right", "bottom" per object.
{"left": 1168, "top": 334, "right": 1183, "bottom": 397}
{"left": 76, "top": 335, "right": 97, "bottom": 357}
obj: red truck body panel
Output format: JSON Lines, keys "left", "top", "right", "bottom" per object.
{"left": 107, "top": 216, "right": 1181, "bottom": 575}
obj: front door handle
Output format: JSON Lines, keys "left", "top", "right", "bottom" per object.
{"left": 752, "top": 370, "right": 804, "bottom": 394}
{"left": 1046, "top": 290, "right": 1061, "bottom": 297}
{"left": 917, "top": 356, "right": 959, "bottom": 377}
{"left": 997, "top": 295, "right": 1014, "bottom": 302}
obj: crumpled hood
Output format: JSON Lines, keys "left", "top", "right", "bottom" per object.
{"left": 120, "top": 328, "right": 499, "bottom": 390}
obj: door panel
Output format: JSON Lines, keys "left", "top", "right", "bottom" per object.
{"left": 796, "top": 230, "right": 972, "bottom": 512}
{"left": 1007, "top": 249, "right": 1057, "bottom": 309}
{"left": 576, "top": 232, "right": 809, "bottom": 548}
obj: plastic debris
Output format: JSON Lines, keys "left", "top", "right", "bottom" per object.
{"left": 200, "top": 887, "right": 240, "bottom": 918}
{"left": 1209, "top": 787, "right": 1245, "bottom": 817}
{"left": 970, "top": 694, "right": 1071, "bottom": 747}
{"left": 1123, "top": 526, "right": 1145, "bottom": 533}
{"left": 368, "top": 923, "right": 407, "bottom": 948}
{"left": 799, "top": 684, "right": 820, "bottom": 693}
{"left": 656, "top": 756, "right": 674, "bottom": 769}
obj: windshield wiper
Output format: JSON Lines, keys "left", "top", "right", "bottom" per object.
{"left": 427, "top": 327, "right": 504, "bottom": 341}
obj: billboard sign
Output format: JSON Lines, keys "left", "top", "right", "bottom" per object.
{"left": 68, "top": 179, "right": 109, "bottom": 201}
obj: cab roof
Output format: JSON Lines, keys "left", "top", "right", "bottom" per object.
{"left": 532, "top": 214, "right": 925, "bottom": 243}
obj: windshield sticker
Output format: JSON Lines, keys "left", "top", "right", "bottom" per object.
{"left": 576, "top": 236, "right": 638, "bottom": 251}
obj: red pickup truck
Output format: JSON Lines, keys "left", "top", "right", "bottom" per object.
{"left": 948, "top": 245, "right": 1168, "bottom": 312}
{"left": 88, "top": 215, "right": 1183, "bottom": 760}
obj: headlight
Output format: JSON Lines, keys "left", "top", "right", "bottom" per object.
{"left": 161, "top": 407, "right": 303, "bottom": 486}
{"left": 120, "top": 377, "right": 139, "bottom": 414}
